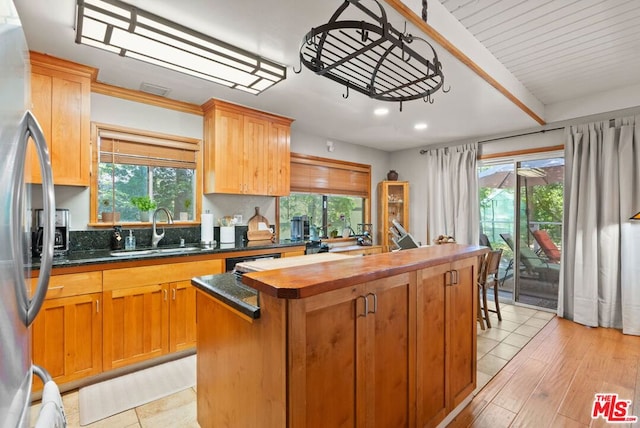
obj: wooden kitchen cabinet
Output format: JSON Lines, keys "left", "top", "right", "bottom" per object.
{"left": 169, "top": 280, "right": 197, "bottom": 352}
{"left": 102, "top": 283, "right": 170, "bottom": 370}
{"left": 202, "top": 98, "right": 293, "bottom": 196}
{"left": 378, "top": 181, "right": 410, "bottom": 252}
{"left": 416, "top": 256, "right": 477, "bottom": 428}
{"left": 102, "top": 259, "right": 223, "bottom": 369}
{"left": 288, "top": 272, "right": 415, "bottom": 427}
{"left": 26, "top": 52, "right": 93, "bottom": 186}
{"left": 31, "top": 271, "right": 103, "bottom": 391}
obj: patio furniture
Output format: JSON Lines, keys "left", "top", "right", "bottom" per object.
{"left": 500, "top": 233, "right": 560, "bottom": 285}
{"left": 531, "top": 229, "right": 561, "bottom": 263}
{"left": 478, "top": 249, "right": 503, "bottom": 328}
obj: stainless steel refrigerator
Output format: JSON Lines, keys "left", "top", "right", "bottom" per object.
{"left": 0, "top": 0, "right": 64, "bottom": 426}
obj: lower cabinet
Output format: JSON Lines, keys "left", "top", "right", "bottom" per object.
{"left": 288, "top": 272, "right": 415, "bottom": 427}
{"left": 169, "top": 280, "right": 197, "bottom": 353}
{"left": 32, "top": 292, "right": 102, "bottom": 389}
{"left": 417, "top": 257, "right": 477, "bottom": 428}
{"left": 102, "top": 283, "right": 170, "bottom": 370}
{"left": 31, "top": 271, "right": 103, "bottom": 391}
{"left": 102, "top": 259, "right": 222, "bottom": 370}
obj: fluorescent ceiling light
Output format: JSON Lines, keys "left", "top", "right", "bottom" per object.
{"left": 414, "top": 123, "right": 428, "bottom": 130}
{"left": 374, "top": 108, "right": 389, "bottom": 116}
{"left": 75, "top": 0, "right": 286, "bottom": 95}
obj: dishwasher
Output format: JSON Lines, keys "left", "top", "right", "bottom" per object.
{"left": 225, "top": 253, "right": 281, "bottom": 274}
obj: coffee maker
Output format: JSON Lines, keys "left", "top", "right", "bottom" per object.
{"left": 33, "top": 208, "right": 69, "bottom": 256}
{"left": 290, "top": 215, "right": 309, "bottom": 242}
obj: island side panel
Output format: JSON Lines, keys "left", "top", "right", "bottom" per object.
{"left": 195, "top": 289, "right": 287, "bottom": 428}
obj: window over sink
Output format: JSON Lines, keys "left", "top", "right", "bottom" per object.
{"left": 90, "top": 123, "right": 202, "bottom": 225}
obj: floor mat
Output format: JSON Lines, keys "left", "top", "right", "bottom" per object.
{"left": 78, "top": 355, "right": 195, "bottom": 426}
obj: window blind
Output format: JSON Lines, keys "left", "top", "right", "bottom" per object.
{"left": 290, "top": 153, "right": 370, "bottom": 197}
{"left": 99, "top": 129, "right": 199, "bottom": 169}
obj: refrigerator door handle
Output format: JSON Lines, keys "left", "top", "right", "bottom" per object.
{"left": 12, "top": 111, "right": 55, "bottom": 326}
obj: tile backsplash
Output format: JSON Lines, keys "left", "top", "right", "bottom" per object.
{"left": 69, "top": 226, "right": 249, "bottom": 252}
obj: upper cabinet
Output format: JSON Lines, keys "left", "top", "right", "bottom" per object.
{"left": 26, "top": 52, "right": 94, "bottom": 186}
{"left": 202, "top": 99, "right": 293, "bottom": 196}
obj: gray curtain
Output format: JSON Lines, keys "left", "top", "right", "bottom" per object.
{"left": 423, "top": 143, "right": 479, "bottom": 245}
{"left": 561, "top": 116, "right": 640, "bottom": 335}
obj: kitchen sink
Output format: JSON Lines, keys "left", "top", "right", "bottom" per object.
{"left": 156, "top": 246, "right": 201, "bottom": 254}
{"left": 110, "top": 246, "right": 202, "bottom": 257}
{"left": 109, "top": 249, "right": 156, "bottom": 257}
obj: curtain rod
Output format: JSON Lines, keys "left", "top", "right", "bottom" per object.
{"left": 476, "top": 127, "right": 563, "bottom": 145}
{"left": 418, "top": 127, "right": 563, "bottom": 154}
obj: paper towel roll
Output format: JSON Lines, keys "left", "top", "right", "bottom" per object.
{"left": 201, "top": 213, "right": 214, "bottom": 246}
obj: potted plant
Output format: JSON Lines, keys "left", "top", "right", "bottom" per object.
{"left": 131, "top": 196, "right": 157, "bottom": 222}
{"left": 179, "top": 199, "right": 191, "bottom": 221}
{"left": 101, "top": 198, "right": 120, "bottom": 222}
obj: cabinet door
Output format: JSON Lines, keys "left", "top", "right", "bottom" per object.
{"left": 268, "top": 122, "right": 290, "bottom": 196}
{"left": 416, "top": 263, "right": 449, "bottom": 428}
{"left": 25, "top": 72, "right": 52, "bottom": 183}
{"left": 27, "top": 69, "right": 90, "bottom": 186}
{"left": 364, "top": 273, "right": 415, "bottom": 428}
{"left": 103, "top": 284, "right": 169, "bottom": 370}
{"left": 447, "top": 257, "right": 477, "bottom": 409}
{"left": 288, "top": 284, "right": 366, "bottom": 428}
{"left": 378, "top": 181, "right": 410, "bottom": 251}
{"left": 32, "top": 293, "right": 102, "bottom": 390}
{"left": 169, "top": 280, "right": 197, "bottom": 352}
{"left": 243, "top": 115, "right": 269, "bottom": 194}
{"left": 212, "top": 108, "right": 244, "bottom": 193}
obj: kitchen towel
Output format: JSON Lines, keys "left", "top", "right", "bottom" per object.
{"left": 201, "top": 213, "right": 214, "bottom": 245}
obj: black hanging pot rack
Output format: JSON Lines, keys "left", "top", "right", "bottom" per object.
{"left": 295, "top": 0, "right": 448, "bottom": 106}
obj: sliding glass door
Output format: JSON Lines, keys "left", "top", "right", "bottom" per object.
{"left": 479, "top": 154, "right": 563, "bottom": 310}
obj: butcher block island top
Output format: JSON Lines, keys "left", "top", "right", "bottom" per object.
{"left": 194, "top": 244, "right": 488, "bottom": 428}
{"left": 241, "top": 243, "right": 487, "bottom": 299}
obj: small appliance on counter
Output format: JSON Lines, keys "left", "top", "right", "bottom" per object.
{"left": 290, "top": 215, "right": 309, "bottom": 241}
{"left": 33, "top": 208, "right": 69, "bottom": 256}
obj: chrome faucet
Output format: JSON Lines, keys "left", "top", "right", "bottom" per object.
{"left": 151, "top": 207, "right": 174, "bottom": 248}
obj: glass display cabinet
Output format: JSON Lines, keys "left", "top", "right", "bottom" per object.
{"left": 378, "top": 180, "right": 409, "bottom": 251}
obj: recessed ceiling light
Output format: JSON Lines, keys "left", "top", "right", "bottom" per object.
{"left": 414, "top": 123, "right": 428, "bottom": 130}
{"left": 374, "top": 107, "right": 389, "bottom": 116}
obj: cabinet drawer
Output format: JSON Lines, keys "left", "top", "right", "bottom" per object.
{"left": 103, "top": 259, "right": 223, "bottom": 290}
{"left": 30, "top": 271, "right": 102, "bottom": 299}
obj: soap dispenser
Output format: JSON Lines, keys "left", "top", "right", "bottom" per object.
{"left": 110, "top": 226, "right": 124, "bottom": 250}
{"left": 125, "top": 230, "right": 136, "bottom": 250}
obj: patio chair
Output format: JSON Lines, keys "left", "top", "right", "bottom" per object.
{"left": 531, "top": 229, "right": 561, "bottom": 263}
{"left": 500, "top": 233, "right": 560, "bottom": 284}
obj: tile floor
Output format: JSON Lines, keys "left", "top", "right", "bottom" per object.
{"left": 475, "top": 303, "right": 556, "bottom": 395}
{"left": 31, "top": 303, "right": 555, "bottom": 427}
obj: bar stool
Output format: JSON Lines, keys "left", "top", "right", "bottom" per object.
{"left": 478, "top": 249, "right": 503, "bottom": 328}
{"left": 477, "top": 253, "right": 487, "bottom": 330}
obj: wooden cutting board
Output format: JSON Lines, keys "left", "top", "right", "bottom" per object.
{"left": 247, "top": 207, "right": 273, "bottom": 241}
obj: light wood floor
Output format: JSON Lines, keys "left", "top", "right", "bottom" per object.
{"left": 450, "top": 315, "right": 640, "bottom": 428}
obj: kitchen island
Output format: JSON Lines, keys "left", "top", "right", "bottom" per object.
{"left": 193, "top": 244, "right": 488, "bottom": 428}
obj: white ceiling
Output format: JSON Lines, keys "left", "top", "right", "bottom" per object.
{"left": 440, "top": 0, "right": 640, "bottom": 105}
{"left": 13, "top": 0, "right": 640, "bottom": 152}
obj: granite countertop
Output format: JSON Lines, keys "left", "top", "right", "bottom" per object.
{"left": 191, "top": 273, "right": 260, "bottom": 319}
{"left": 29, "top": 240, "right": 305, "bottom": 270}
